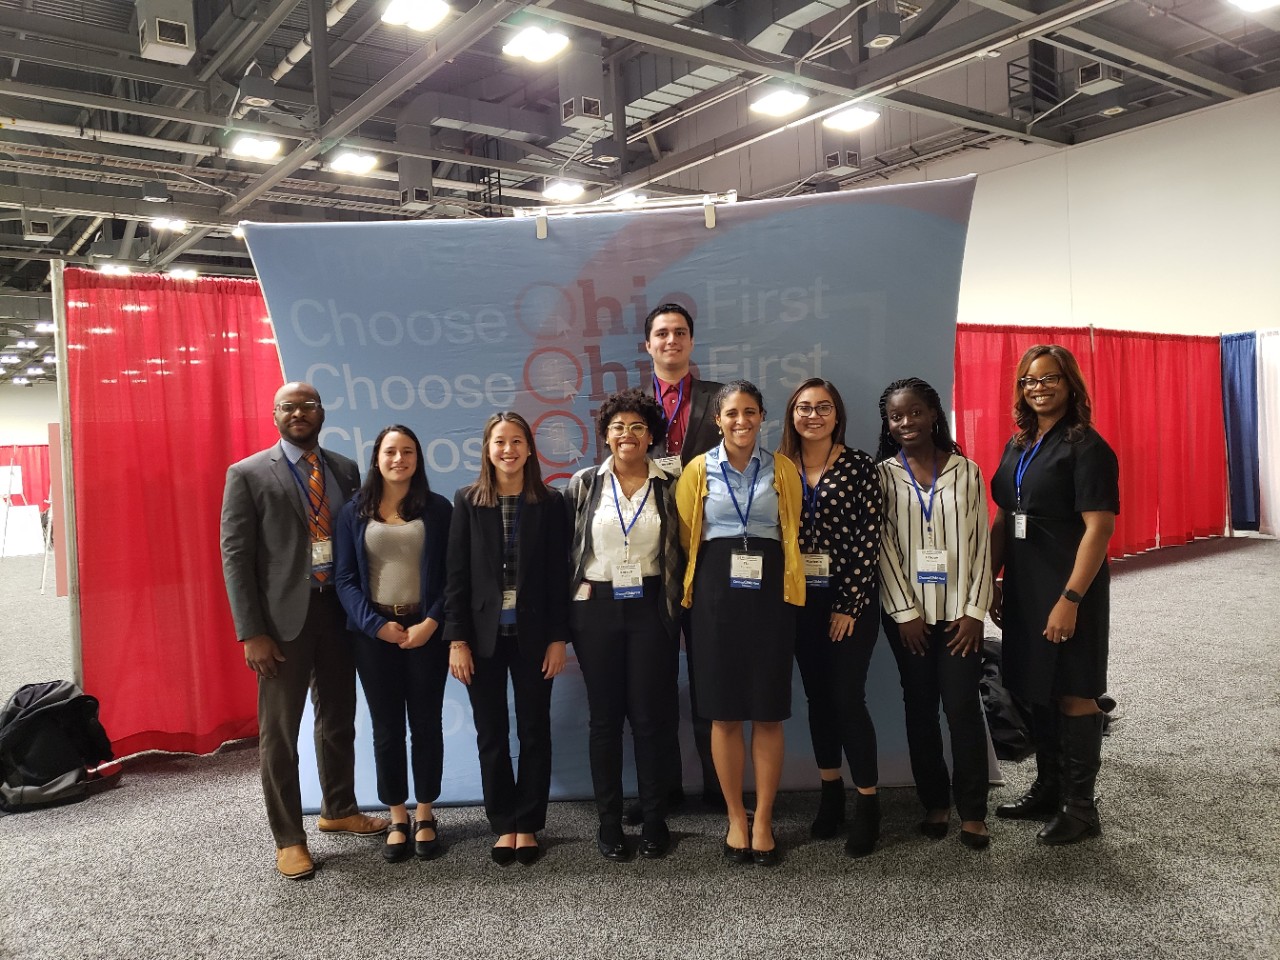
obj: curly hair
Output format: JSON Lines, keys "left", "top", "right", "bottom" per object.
{"left": 875, "top": 377, "right": 962, "bottom": 462}
{"left": 778, "top": 377, "right": 847, "bottom": 461}
{"left": 596, "top": 388, "right": 667, "bottom": 449}
{"left": 1012, "top": 344, "right": 1093, "bottom": 447}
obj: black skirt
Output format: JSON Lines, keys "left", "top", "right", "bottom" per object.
{"left": 690, "top": 537, "right": 796, "bottom": 722}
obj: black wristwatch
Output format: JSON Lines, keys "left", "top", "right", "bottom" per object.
{"left": 1061, "top": 588, "right": 1083, "bottom": 604}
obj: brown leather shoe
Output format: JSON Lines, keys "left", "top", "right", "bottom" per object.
{"left": 276, "top": 844, "right": 315, "bottom": 880}
{"left": 317, "top": 812, "right": 390, "bottom": 836}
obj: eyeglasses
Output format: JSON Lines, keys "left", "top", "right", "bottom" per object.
{"left": 275, "top": 400, "right": 321, "bottom": 414}
{"left": 1018, "top": 374, "right": 1063, "bottom": 389}
{"left": 607, "top": 422, "right": 650, "bottom": 437}
{"left": 794, "top": 402, "right": 835, "bottom": 418}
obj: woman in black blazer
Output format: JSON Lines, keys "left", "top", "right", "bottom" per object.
{"left": 444, "top": 411, "right": 570, "bottom": 865}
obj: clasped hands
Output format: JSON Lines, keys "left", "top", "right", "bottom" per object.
{"left": 377, "top": 617, "right": 439, "bottom": 649}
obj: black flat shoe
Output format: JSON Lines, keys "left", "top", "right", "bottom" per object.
{"left": 752, "top": 846, "right": 779, "bottom": 867}
{"left": 959, "top": 828, "right": 991, "bottom": 850}
{"left": 490, "top": 843, "right": 517, "bottom": 866}
{"left": 638, "top": 821, "right": 670, "bottom": 860}
{"left": 382, "top": 822, "right": 412, "bottom": 863}
{"left": 515, "top": 840, "right": 541, "bottom": 865}
{"left": 414, "top": 818, "right": 441, "bottom": 860}
{"left": 918, "top": 820, "right": 949, "bottom": 840}
{"left": 597, "top": 826, "right": 630, "bottom": 862}
{"left": 722, "top": 829, "right": 751, "bottom": 865}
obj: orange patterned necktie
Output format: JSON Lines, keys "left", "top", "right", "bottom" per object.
{"left": 302, "top": 451, "right": 332, "bottom": 583}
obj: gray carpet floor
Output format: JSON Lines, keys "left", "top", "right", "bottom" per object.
{"left": 0, "top": 540, "right": 1277, "bottom": 960}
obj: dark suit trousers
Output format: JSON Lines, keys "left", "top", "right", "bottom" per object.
{"left": 257, "top": 589, "right": 359, "bottom": 848}
{"left": 467, "top": 634, "right": 554, "bottom": 834}
{"left": 884, "top": 616, "right": 989, "bottom": 821}
{"left": 353, "top": 619, "right": 449, "bottom": 808}
{"left": 794, "top": 589, "right": 880, "bottom": 788}
{"left": 570, "top": 581, "right": 679, "bottom": 827}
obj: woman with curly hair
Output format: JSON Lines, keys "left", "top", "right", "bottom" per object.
{"left": 990, "top": 345, "right": 1118, "bottom": 845}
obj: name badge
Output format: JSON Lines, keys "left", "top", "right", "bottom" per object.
{"left": 1014, "top": 512, "right": 1028, "bottom": 540}
{"left": 730, "top": 551, "right": 763, "bottom": 590}
{"left": 499, "top": 588, "right": 517, "bottom": 625}
{"left": 916, "top": 548, "right": 948, "bottom": 585}
{"left": 574, "top": 582, "right": 592, "bottom": 602}
{"left": 612, "top": 561, "right": 643, "bottom": 600}
{"left": 802, "top": 552, "right": 831, "bottom": 588}
{"left": 654, "top": 455, "right": 682, "bottom": 478}
{"left": 311, "top": 540, "right": 332, "bottom": 566}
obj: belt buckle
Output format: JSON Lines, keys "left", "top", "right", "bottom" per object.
{"left": 392, "top": 603, "right": 410, "bottom": 616}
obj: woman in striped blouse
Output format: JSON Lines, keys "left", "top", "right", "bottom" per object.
{"left": 876, "top": 377, "right": 994, "bottom": 849}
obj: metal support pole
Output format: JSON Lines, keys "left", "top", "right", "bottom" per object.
{"left": 50, "top": 260, "right": 84, "bottom": 687}
{"left": 309, "top": 0, "right": 334, "bottom": 124}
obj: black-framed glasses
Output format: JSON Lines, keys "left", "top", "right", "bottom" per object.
{"left": 275, "top": 400, "right": 321, "bottom": 414}
{"left": 607, "top": 422, "right": 650, "bottom": 437}
{"left": 795, "top": 402, "right": 835, "bottom": 417}
{"left": 1018, "top": 374, "right": 1063, "bottom": 389}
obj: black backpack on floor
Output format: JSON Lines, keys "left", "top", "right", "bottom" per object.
{"left": 0, "top": 680, "right": 119, "bottom": 813}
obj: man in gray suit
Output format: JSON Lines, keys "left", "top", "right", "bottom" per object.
{"left": 220, "top": 381, "right": 387, "bottom": 879}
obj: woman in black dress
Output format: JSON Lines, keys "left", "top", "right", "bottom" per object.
{"left": 675, "top": 380, "right": 804, "bottom": 866}
{"left": 778, "top": 378, "right": 884, "bottom": 857}
{"left": 990, "top": 345, "right": 1118, "bottom": 845}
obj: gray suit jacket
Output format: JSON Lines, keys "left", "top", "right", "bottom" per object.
{"left": 220, "top": 442, "right": 360, "bottom": 644}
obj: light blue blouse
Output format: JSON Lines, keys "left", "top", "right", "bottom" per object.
{"left": 702, "top": 441, "right": 781, "bottom": 541}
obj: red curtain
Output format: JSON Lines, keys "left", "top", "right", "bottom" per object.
{"left": 2, "top": 444, "right": 50, "bottom": 507}
{"left": 954, "top": 323, "right": 1228, "bottom": 560}
{"left": 64, "top": 268, "right": 283, "bottom": 756}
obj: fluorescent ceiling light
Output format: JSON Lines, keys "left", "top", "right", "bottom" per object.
{"left": 44, "top": 355, "right": 56, "bottom": 363}
{"left": 502, "top": 26, "right": 570, "bottom": 63}
{"left": 12, "top": 377, "right": 30, "bottom": 385}
{"left": 382, "top": 0, "right": 450, "bottom": 30}
{"left": 1228, "top": 0, "right": 1280, "bottom": 10}
{"left": 36, "top": 322, "right": 55, "bottom": 333}
{"left": 823, "top": 105, "right": 881, "bottom": 132}
{"left": 542, "top": 179, "right": 585, "bottom": 202}
{"left": 26, "top": 367, "right": 43, "bottom": 375}
{"left": 330, "top": 151, "right": 379, "bottom": 175}
{"left": 151, "top": 217, "right": 188, "bottom": 232}
{"left": 98, "top": 264, "right": 132, "bottom": 276}
{"left": 750, "top": 87, "right": 811, "bottom": 118}
{"left": 167, "top": 268, "right": 199, "bottom": 280}
{"left": 0, "top": 356, "right": 18, "bottom": 364}
{"left": 15, "top": 340, "right": 37, "bottom": 349}
{"left": 231, "top": 135, "right": 282, "bottom": 160}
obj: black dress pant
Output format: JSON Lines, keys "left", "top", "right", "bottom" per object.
{"left": 467, "top": 633, "right": 554, "bottom": 834}
{"left": 884, "top": 615, "right": 989, "bottom": 821}
{"left": 570, "top": 579, "right": 679, "bottom": 827}
{"left": 352, "top": 617, "right": 449, "bottom": 807}
{"left": 794, "top": 588, "right": 880, "bottom": 788}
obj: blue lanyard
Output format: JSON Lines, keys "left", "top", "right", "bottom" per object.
{"left": 610, "top": 473, "right": 653, "bottom": 558}
{"left": 898, "top": 450, "right": 938, "bottom": 539}
{"left": 286, "top": 451, "right": 326, "bottom": 523}
{"left": 720, "top": 456, "right": 761, "bottom": 546}
{"left": 1015, "top": 437, "right": 1045, "bottom": 508}
{"left": 653, "top": 373, "right": 685, "bottom": 450}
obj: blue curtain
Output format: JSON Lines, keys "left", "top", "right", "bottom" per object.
{"left": 1221, "top": 332, "right": 1260, "bottom": 530}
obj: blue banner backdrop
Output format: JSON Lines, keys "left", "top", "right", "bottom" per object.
{"left": 245, "top": 177, "right": 982, "bottom": 808}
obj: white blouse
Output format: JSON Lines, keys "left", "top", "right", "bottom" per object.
{"left": 582, "top": 457, "right": 664, "bottom": 581}
{"left": 877, "top": 453, "right": 994, "bottom": 626}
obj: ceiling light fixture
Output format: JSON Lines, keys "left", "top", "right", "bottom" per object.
{"left": 232, "top": 225, "right": 246, "bottom": 240}
{"left": 167, "top": 268, "right": 199, "bottom": 280}
{"left": 231, "top": 135, "right": 282, "bottom": 160}
{"left": 141, "top": 181, "right": 171, "bottom": 202}
{"left": 822, "top": 105, "right": 881, "bottom": 132}
{"left": 12, "top": 377, "right": 30, "bottom": 385}
{"left": 542, "top": 179, "right": 585, "bottom": 202}
{"left": 36, "top": 322, "right": 55, "bottom": 333}
{"left": 151, "top": 217, "right": 188, "bottom": 232}
{"left": 98, "top": 264, "right": 132, "bottom": 276}
{"left": 0, "top": 356, "right": 19, "bottom": 364}
{"left": 329, "top": 151, "right": 379, "bottom": 175}
{"left": 750, "top": 86, "right": 812, "bottom": 118}
{"left": 25, "top": 367, "right": 43, "bottom": 375}
{"left": 15, "top": 340, "right": 37, "bottom": 349}
{"left": 502, "top": 25, "right": 570, "bottom": 63}
{"left": 1227, "top": 0, "right": 1280, "bottom": 10}
{"left": 611, "top": 191, "right": 648, "bottom": 207}
{"left": 381, "top": 0, "right": 450, "bottom": 31}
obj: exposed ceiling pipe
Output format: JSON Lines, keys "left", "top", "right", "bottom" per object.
{"left": 0, "top": 116, "right": 223, "bottom": 158}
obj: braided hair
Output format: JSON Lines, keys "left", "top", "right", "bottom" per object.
{"left": 875, "top": 377, "right": 963, "bottom": 462}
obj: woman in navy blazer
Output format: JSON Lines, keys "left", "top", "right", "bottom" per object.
{"left": 334, "top": 424, "right": 452, "bottom": 863}
{"left": 444, "top": 411, "right": 570, "bottom": 865}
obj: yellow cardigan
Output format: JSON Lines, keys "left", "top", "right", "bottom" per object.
{"left": 675, "top": 450, "right": 806, "bottom": 609}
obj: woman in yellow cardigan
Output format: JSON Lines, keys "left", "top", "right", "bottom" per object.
{"left": 675, "top": 379, "right": 804, "bottom": 866}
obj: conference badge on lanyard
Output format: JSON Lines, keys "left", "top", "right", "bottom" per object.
{"left": 916, "top": 549, "right": 948, "bottom": 585}
{"left": 723, "top": 458, "right": 763, "bottom": 589}
{"left": 653, "top": 455, "right": 682, "bottom": 478}
{"left": 1014, "top": 437, "right": 1044, "bottom": 541}
{"left": 610, "top": 474, "right": 652, "bottom": 599}
{"left": 802, "top": 553, "right": 830, "bottom": 588}
{"left": 899, "top": 451, "right": 947, "bottom": 585}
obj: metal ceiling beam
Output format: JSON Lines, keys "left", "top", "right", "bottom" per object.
{"left": 0, "top": 187, "right": 235, "bottom": 228}
{"left": 0, "top": 36, "right": 207, "bottom": 89}
{"left": 897, "top": 0, "right": 964, "bottom": 45}
{"left": 878, "top": 89, "right": 1062, "bottom": 140}
{"left": 0, "top": 9, "right": 136, "bottom": 52}
{"left": 1070, "top": 93, "right": 1215, "bottom": 142}
{"left": 1036, "top": 35, "right": 1220, "bottom": 100}
{"left": 968, "top": 0, "right": 1246, "bottom": 99}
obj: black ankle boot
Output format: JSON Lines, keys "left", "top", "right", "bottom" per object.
{"left": 810, "top": 777, "right": 845, "bottom": 839}
{"left": 997, "top": 707, "right": 1060, "bottom": 819}
{"left": 1039, "top": 713, "right": 1104, "bottom": 845}
{"left": 844, "top": 791, "right": 880, "bottom": 858}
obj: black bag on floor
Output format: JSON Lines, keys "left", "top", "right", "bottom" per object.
{"left": 0, "top": 680, "right": 119, "bottom": 813}
{"left": 980, "top": 638, "right": 1034, "bottom": 762}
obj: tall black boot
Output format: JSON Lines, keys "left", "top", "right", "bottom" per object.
{"left": 996, "top": 705, "right": 1060, "bottom": 820}
{"left": 1038, "top": 713, "right": 1104, "bottom": 845}
{"left": 844, "top": 791, "right": 881, "bottom": 858}
{"left": 810, "top": 777, "right": 846, "bottom": 839}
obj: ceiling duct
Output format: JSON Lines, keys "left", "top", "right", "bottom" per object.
{"left": 402, "top": 90, "right": 558, "bottom": 143}
{"left": 559, "top": 50, "right": 605, "bottom": 131}
{"left": 134, "top": 0, "right": 196, "bottom": 65}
